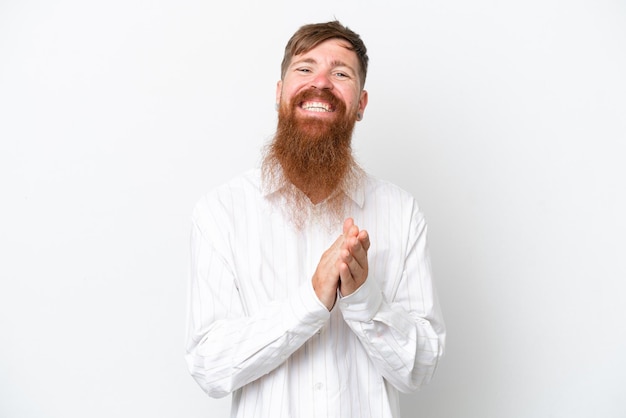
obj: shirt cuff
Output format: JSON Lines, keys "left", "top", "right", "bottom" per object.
{"left": 338, "top": 278, "right": 383, "bottom": 322}
{"left": 283, "top": 281, "right": 331, "bottom": 334}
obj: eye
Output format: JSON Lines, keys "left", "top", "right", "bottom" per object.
{"left": 334, "top": 71, "right": 351, "bottom": 79}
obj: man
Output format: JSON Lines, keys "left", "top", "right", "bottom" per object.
{"left": 186, "top": 21, "right": 445, "bottom": 418}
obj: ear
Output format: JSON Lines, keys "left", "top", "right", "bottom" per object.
{"left": 357, "top": 89, "right": 368, "bottom": 119}
{"left": 275, "top": 80, "right": 282, "bottom": 106}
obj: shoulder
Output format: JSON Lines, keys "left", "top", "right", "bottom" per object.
{"left": 362, "top": 173, "right": 420, "bottom": 208}
{"left": 359, "top": 174, "right": 430, "bottom": 248}
{"left": 192, "top": 169, "right": 261, "bottom": 225}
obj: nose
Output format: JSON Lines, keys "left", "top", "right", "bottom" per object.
{"left": 311, "top": 72, "right": 333, "bottom": 90}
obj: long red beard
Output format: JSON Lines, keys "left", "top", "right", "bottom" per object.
{"left": 262, "top": 88, "right": 360, "bottom": 227}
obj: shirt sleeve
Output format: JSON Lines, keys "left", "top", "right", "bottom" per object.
{"left": 185, "top": 204, "right": 330, "bottom": 398}
{"left": 337, "top": 202, "right": 446, "bottom": 393}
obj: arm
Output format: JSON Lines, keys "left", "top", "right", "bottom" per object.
{"left": 185, "top": 218, "right": 330, "bottom": 398}
{"left": 337, "top": 207, "right": 446, "bottom": 393}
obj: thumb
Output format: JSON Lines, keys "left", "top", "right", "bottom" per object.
{"left": 343, "top": 218, "right": 354, "bottom": 235}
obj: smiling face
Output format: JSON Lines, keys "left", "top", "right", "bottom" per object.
{"left": 263, "top": 37, "right": 368, "bottom": 211}
{"left": 263, "top": 23, "right": 370, "bottom": 220}
{"left": 276, "top": 38, "right": 368, "bottom": 128}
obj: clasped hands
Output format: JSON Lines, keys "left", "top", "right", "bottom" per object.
{"left": 312, "top": 218, "right": 370, "bottom": 311}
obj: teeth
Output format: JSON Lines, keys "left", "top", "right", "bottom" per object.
{"left": 302, "top": 101, "right": 332, "bottom": 112}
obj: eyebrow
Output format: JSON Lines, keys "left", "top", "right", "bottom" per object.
{"left": 291, "top": 57, "right": 356, "bottom": 74}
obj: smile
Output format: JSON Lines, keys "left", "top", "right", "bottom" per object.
{"left": 300, "top": 101, "right": 334, "bottom": 112}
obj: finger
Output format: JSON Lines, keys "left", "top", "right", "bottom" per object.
{"left": 339, "top": 247, "right": 352, "bottom": 266}
{"left": 340, "top": 243, "right": 365, "bottom": 276}
{"left": 338, "top": 260, "right": 352, "bottom": 280}
{"left": 338, "top": 257, "right": 355, "bottom": 289}
{"left": 358, "top": 230, "right": 370, "bottom": 252}
{"left": 343, "top": 218, "right": 354, "bottom": 235}
{"left": 346, "top": 235, "right": 365, "bottom": 257}
{"left": 341, "top": 236, "right": 367, "bottom": 277}
{"left": 340, "top": 230, "right": 359, "bottom": 254}
{"left": 340, "top": 258, "right": 367, "bottom": 297}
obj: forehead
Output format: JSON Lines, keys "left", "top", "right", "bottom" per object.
{"left": 290, "top": 38, "right": 358, "bottom": 67}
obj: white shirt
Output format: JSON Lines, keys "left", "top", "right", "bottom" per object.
{"left": 186, "top": 169, "right": 445, "bottom": 418}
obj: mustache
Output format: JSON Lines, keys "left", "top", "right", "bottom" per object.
{"left": 292, "top": 88, "right": 343, "bottom": 111}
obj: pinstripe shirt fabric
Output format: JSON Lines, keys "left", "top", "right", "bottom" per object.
{"left": 186, "top": 169, "right": 445, "bottom": 418}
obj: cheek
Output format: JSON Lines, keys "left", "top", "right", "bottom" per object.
{"left": 340, "top": 88, "right": 362, "bottom": 109}
{"left": 345, "top": 96, "right": 360, "bottom": 112}
{"left": 280, "top": 85, "right": 300, "bottom": 104}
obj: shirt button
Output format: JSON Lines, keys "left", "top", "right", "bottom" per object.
{"left": 315, "top": 382, "right": 324, "bottom": 390}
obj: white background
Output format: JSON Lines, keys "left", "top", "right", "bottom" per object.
{"left": 1, "top": 1, "right": 625, "bottom": 417}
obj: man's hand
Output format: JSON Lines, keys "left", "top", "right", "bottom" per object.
{"left": 338, "top": 218, "right": 370, "bottom": 297}
{"left": 312, "top": 235, "right": 343, "bottom": 311}
{"left": 312, "top": 218, "right": 370, "bottom": 310}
